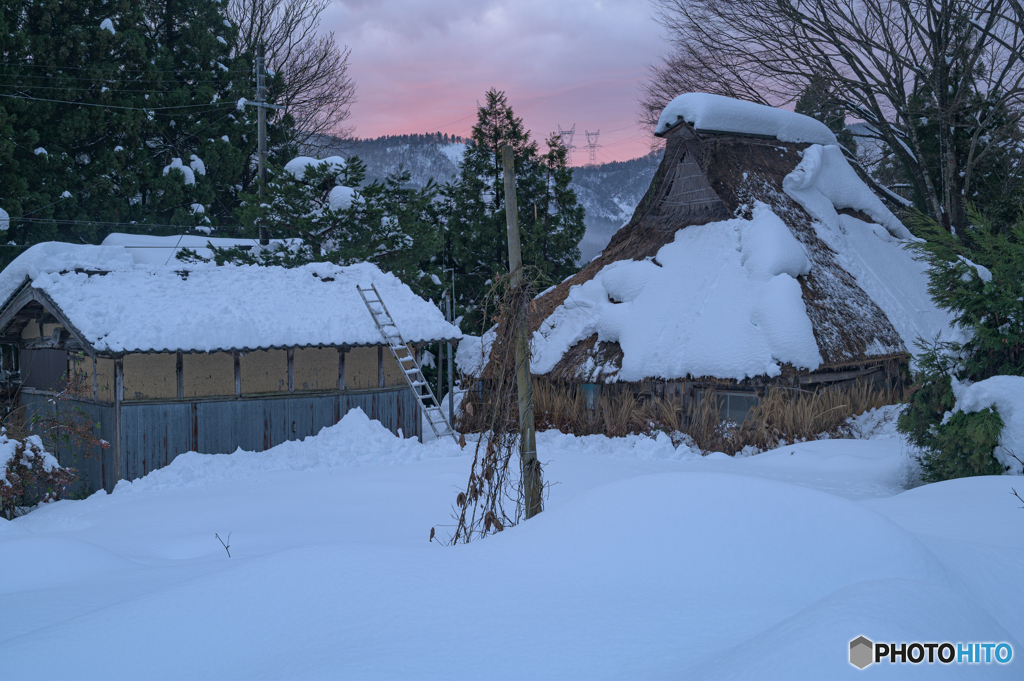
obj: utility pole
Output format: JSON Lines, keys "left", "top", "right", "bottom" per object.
{"left": 502, "top": 144, "right": 541, "bottom": 519}
{"left": 446, "top": 292, "right": 454, "bottom": 428}
{"left": 256, "top": 45, "right": 268, "bottom": 245}
{"left": 244, "top": 44, "right": 283, "bottom": 246}
{"left": 437, "top": 336, "right": 444, "bottom": 416}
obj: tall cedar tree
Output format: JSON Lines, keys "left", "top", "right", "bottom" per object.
{"left": 0, "top": 0, "right": 286, "bottom": 262}
{"left": 138, "top": 0, "right": 268, "bottom": 230}
{"left": 898, "top": 209, "right": 1024, "bottom": 481}
{"left": 444, "top": 89, "right": 585, "bottom": 330}
{"left": 0, "top": 0, "right": 154, "bottom": 246}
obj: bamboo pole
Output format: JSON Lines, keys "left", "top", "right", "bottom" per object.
{"left": 502, "top": 145, "right": 542, "bottom": 519}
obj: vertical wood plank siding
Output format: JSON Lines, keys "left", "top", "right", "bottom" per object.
{"left": 112, "top": 387, "right": 420, "bottom": 490}
{"left": 20, "top": 392, "right": 116, "bottom": 496}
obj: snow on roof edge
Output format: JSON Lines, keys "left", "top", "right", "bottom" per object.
{"left": 656, "top": 93, "right": 838, "bottom": 146}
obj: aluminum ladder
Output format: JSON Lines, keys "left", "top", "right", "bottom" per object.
{"left": 356, "top": 284, "right": 457, "bottom": 442}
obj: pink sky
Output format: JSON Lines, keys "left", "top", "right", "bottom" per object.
{"left": 321, "top": 1, "right": 667, "bottom": 165}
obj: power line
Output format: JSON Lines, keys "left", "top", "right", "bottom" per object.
{"left": 3, "top": 62, "right": 233, "bottom": 75}
{"left": 11, "top": 217, "right": 240, "bottom": 229}
{"left": 0, "top": 83, "right": 214, "bottom": 95}
{"left": 0, "top": 93, "right": 239, "bottom": 112}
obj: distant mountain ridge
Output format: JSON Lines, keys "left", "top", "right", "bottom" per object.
{"left": 308, "top": 133, "right": 662, "bottom": 264}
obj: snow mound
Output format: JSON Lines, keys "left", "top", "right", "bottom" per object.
{"left": 188, "top": 154, "right": 206, "bottom": 176}
{"left": 656, "top": 93, "right": 837, "bottom": 145}
{"left": 952, "top": 375, "right": 1024, "bottom": 474}
{"left": 328, "top": 185, "right": 356, "bottom": 211}
{"left": 100, "top": 233, "right": 299, "bottom": 266}
{"left": 531, "top": 202, "right": 821, "bottom": 381}
{"left": 784, "top": 143, "right": 910, "bottom": 239}
{"left": 539, "top": 428, "right": 694, "bottom": 461}
{"left": 114, "top": 408, "right": 463, "bottom": 493}
{"left": 284, "top": 156, "right": 346, "bottom": 181}
{"left": 162, "top": 158, "right": 195, "bottom": 185}
{"left": 455, "top": 330, "right": 493, "bottom": 377}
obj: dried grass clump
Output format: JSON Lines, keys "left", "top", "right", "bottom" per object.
{"left": 463, "top": 377, "right": 901, "bottom": 456}
{"left": 684, "top": 381, "right": 901, "bottom": 454}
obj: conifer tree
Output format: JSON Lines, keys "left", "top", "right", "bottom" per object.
{"left": 444, "top": 89, "right": 585, "bottom": 330}
{"left": 202, "top": 155, "right": 444, "bottom": 299}
{"left": 898, "top": 208, "right": 1024, "bottom": 480}
{"left": 0, "top": 0, "right": 276, "bottom": 254}
{"left": 794, "top": 78, "right": 855, "bottom": 154}
{"left": 131, "top": 0, "right": 272, "bottom": 230}
{"left": 0, "top": 0, "right": 154, "bottom": 245}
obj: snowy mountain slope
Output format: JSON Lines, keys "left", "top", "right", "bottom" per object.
{"left": 1, "top": 407, "right": 1021, "bottom": 679}
{"left": 309, "top": 134, "right": 662, "bottom": 264}
{"left": 570, "top": 151, "right": 662, "bottom": 262}
{"left": 312, "top": 133, "right": 467, "bottom": 188}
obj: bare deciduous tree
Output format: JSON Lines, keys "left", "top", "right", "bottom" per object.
{"left": 229, "top": 0, "right": 356, "bottom": 150}
{"left": 643, "top": 0, "right": 1024, "bottom": 232}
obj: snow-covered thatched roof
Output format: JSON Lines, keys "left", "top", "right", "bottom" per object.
{"left": 462, "top": 96, "right": 957, "bottom": 384}
{"left": 0, "top": 242, "right": 460, "bottom": 355}
{"left": 655, "top": 93, "right": 838, "bottom": 144}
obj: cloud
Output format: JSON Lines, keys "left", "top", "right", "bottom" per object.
{"left": 323, "top": 0, "right": 666, "bottom": 163}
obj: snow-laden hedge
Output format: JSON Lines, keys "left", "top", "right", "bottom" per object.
{"left": 1, "top": 433, "right": 76, "bottom": 520}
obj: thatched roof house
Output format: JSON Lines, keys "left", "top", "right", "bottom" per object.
{"left": 460, "top": 94, "right": 954, "bottom": 423}
{"left": 0, "top": 242, "right": 459, "bottom": 492}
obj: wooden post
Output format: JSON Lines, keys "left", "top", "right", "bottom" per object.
{"left": 176, "top": 352, "right": 183, "bottom": 399}
{"left": 234, "top": 352, "right": 241, "bottom": 397}
{"left": 287, "top": 348, "right": 294, "bottom": 392}
{"left": 113, "top": 357, "right": 123, "bottom": 487}
{"left": 338, "top": 347, "right": 345, "bottom": 391}
{"left": 502, "top": 145, "right": 542, "bottom": 519}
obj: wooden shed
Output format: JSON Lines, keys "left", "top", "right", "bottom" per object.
{"left": 0, "top": 243, "right": 460, "bottom": 492}
{"left": 459, "top": 94, "right": 953, "bottom": 428}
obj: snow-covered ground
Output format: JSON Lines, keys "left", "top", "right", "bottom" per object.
{"left": 2, "top": 407, "right": 1021, "bottom": 679}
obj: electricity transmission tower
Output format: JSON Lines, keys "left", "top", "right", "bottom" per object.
{"left": 585, "top": 129, "right": 600, "bottom": 163}
{"left": 556, "top": 124, "right": 576, "bottom": 164}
